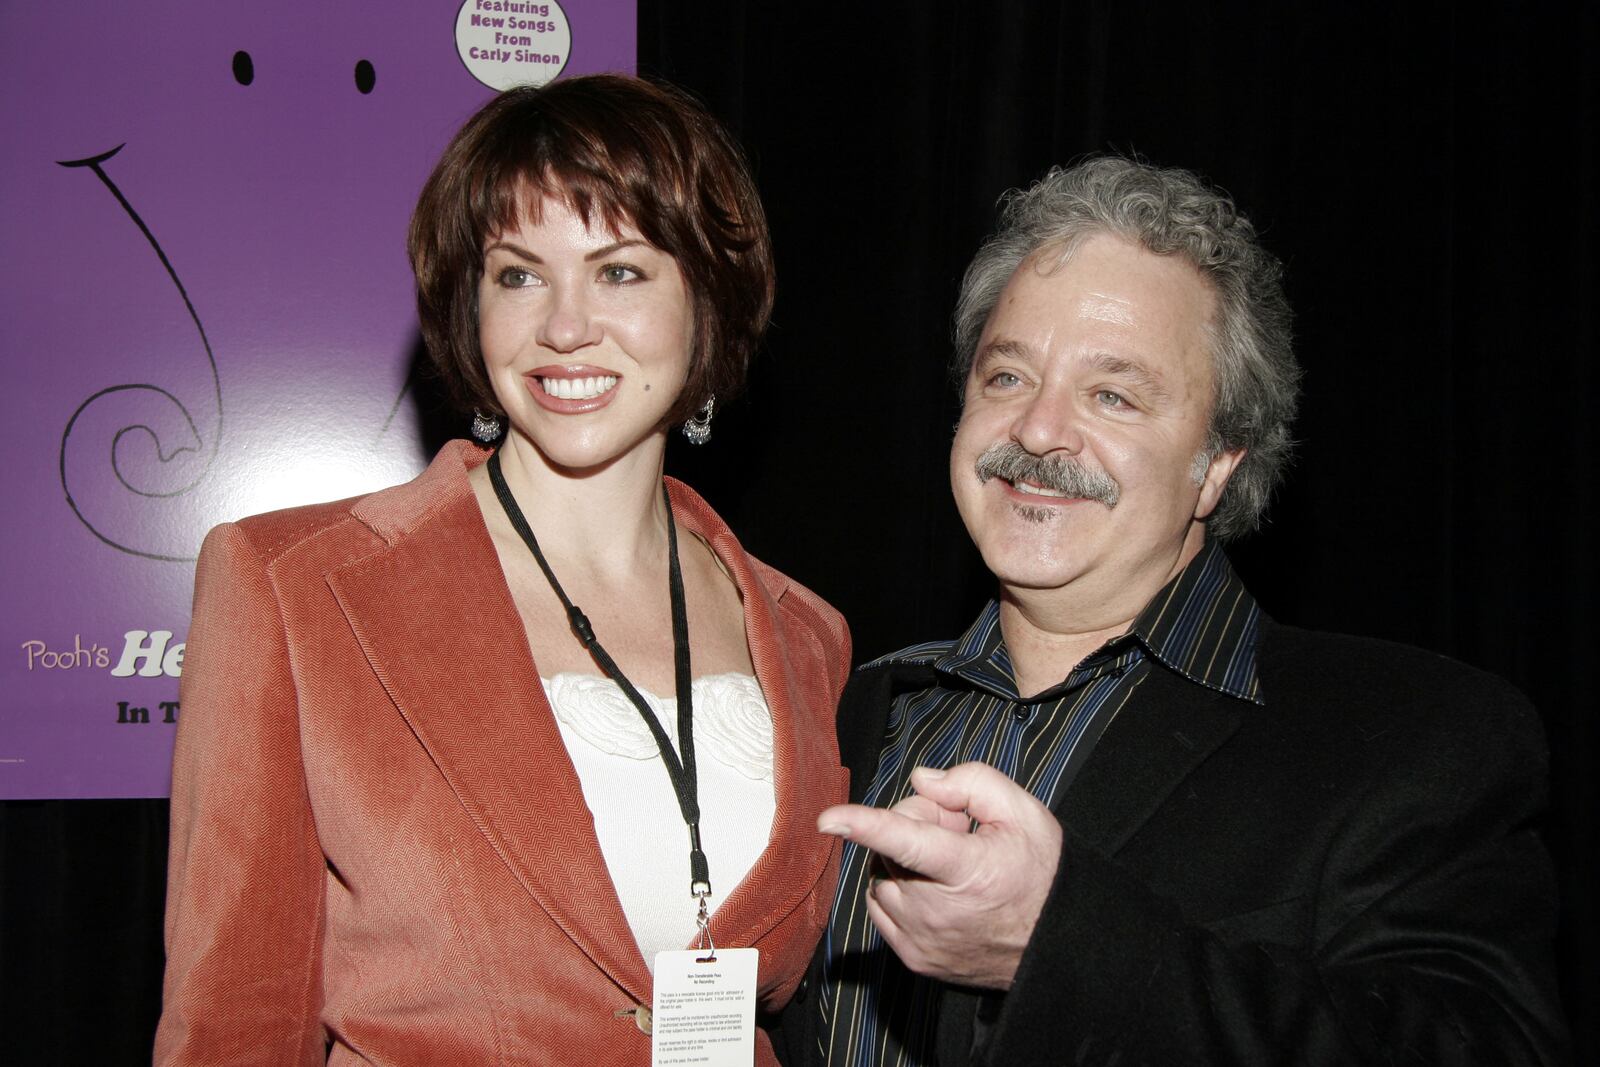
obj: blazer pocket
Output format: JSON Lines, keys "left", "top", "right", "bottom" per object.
{"left": 1188, "top": 893, "right": 1311, "bottom": 947}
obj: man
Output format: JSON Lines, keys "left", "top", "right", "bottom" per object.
{"left": 784, "top": 159, "right": 1567, "bottom": 1064}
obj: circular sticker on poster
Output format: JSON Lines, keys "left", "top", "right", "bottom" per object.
{"left": 455, "top": 0, "right": 571, "bottom": 90}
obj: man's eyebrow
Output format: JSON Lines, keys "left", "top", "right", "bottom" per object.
{"left": 974, "top": 338, "right": 1034, "bottom": 370}
{"left": 1086, "top": 352, "right": 1172, "bottom": 400}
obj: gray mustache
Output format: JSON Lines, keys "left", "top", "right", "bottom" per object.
{"left": 974, "top": 442, "right": 1121, "bottom": 507}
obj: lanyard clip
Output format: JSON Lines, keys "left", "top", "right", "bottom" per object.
{"left": 688, "top": 830, "right": 712, "bottom": 899}
{"left": 694, "top": 887, "right": 716, "bottom": 961}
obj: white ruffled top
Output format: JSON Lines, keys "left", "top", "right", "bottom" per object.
{"left": 542, "top": 672, "right": 775, "bottom": 970}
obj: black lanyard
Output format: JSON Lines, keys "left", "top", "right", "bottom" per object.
{"left": 487, "top": 450, "right": 711, "bottom": 902}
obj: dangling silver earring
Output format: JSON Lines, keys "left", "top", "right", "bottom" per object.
{"left": 681, "top": 395, "right": 715, "bottom": 445}
{"left": 470, "top": 409, "right": 502, "bottom": 443}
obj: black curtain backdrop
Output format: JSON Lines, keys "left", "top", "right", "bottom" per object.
{"left": 3, "top": 3, "right": 1593, "bottom": 1062}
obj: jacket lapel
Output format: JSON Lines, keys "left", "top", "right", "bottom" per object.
{"left": 327, "top": 444, "right": 652, "bottom": 1002}
{"left": 1058, "top": 664, "right": 1243, "bottom": 856}
{"left": 842, "top": 655, "right": 1244, "bottom": 858}
{"left": 664, "top": 479, "right": 842, "bottom": 958}
{"left": 837, "top": 663, "right": 941, "bottom": 805}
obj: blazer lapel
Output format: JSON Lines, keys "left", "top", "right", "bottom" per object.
{"left": 327, "top": 446, "right": 652, "bottom": 1003}
{"left": 1060, "top": 665, "right": 1244, "bottom": 856}
{"left": 837, "top": 663, "right": 942, "bottom": 804}
{"left": 665, "top": 479, "right": 841, "bottom": 958}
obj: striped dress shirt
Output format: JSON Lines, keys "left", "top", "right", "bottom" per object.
{"left": 817, "top": 541, "right": 1263, "bottom": 1066}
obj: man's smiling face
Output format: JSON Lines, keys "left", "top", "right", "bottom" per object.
{"left": 949, "top": 233, "right": 1244, "bottom": 611}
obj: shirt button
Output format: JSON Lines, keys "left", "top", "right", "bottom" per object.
{"left": 1013, "top": 704, "right": 1031, "bottom": 722}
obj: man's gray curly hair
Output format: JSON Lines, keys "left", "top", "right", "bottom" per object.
{"left": 953, "top": 157, "right": 1301, "bottom": 541}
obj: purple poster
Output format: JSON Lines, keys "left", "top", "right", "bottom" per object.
{"left": 1, "top": 1, "right": 636, "bottom": 799}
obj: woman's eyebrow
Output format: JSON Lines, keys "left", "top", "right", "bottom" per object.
{"left": 483, "top": 240, "right": 540, "bottom": 262}
{"left": 481, "top": 238, "right": 652, "bottom": 262}
{"left": 584, "top": 238, "right": 650, "bottom": 261}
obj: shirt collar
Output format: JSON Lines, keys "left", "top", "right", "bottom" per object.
{"left": 1128, "top": 540, "right": 1263, "bottom": 703}
{"left": 873, "top": 540, "right": 1263, "bottom": 705}
{"left": 930, "top": 599, "right": 1020, "bottom": 699}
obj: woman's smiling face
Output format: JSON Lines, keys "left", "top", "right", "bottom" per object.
{"left": 478, "top": 194, "right": 694, "bottom": 474}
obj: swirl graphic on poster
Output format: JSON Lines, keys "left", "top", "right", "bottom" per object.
{"left": 56, "top": 144, "right": 222, "bottom": 564}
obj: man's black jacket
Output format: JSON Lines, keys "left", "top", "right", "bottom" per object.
{"left": 777, "top": 617, "right": 1569, "bottom": 1065}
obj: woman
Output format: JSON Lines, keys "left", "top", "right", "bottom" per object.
{"left": 155, "top": 75, "right": 849, "bottom": 1065}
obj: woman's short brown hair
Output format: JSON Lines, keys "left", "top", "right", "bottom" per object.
{"left": 407, "top": 74, "right": 774, "bottom": 429}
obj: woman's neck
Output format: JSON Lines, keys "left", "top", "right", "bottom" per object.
{"left": 477, "top": 430, "right": 672, "bottom": 583}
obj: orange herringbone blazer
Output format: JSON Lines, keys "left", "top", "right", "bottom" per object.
{"left": 155, "top": 441, "right": 850, "bottom": 1065}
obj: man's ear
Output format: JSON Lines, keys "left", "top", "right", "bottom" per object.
{"left": 1194, "top": 447, "right": 1246, "bottom": 521}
